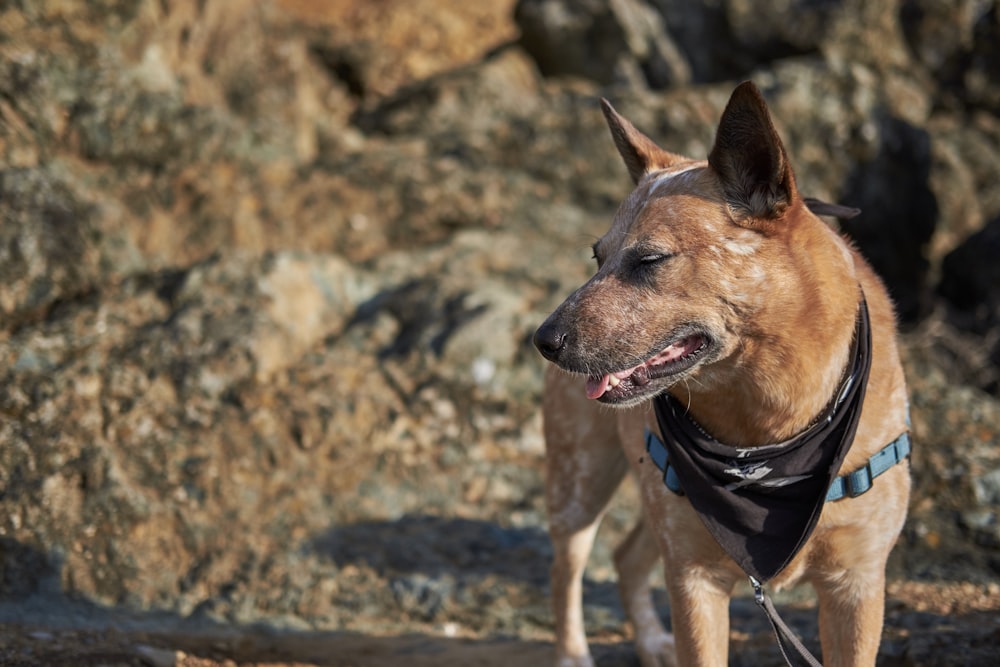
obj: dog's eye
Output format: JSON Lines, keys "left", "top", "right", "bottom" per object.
{"left": 625, "top": 251, "right": 671, "bottom": 283}
{"left": 639, "top": 253, "right": 669, "bottom": 265}
{"left": 636, "top": 252, "right": 673, "bottom": 268}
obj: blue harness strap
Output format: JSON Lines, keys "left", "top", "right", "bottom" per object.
{"left": 645, "top": 428, "right": 685, "bottom": 494}
{"left": 824, "top": 431, "right": 910, "bottom": 501}
{"left": 644, "top": 428, "right": 910, "bottom": 502}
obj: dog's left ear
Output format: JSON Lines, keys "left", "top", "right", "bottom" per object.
{"left": 709, "top": 81, "right": 798, "bottom": 226}
{"left": 601, "top": 99, "right": 687, "bottom": 184}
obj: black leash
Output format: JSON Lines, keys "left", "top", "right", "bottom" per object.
{"left": 749, "top": 576, "right": 823, "bottom": 667}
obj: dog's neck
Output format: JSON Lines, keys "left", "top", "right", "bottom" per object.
{"left": 669, "top": 217, "right": 860, "bottom": 448}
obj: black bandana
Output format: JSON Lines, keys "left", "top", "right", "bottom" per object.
{"left": 652, "top": 298, "right": 872, "bottom": 583}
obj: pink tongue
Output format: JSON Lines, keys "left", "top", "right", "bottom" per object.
{"left": 586, "top": 374, "right": 610, "bottom": 400}
{"left": 585, "top": 367, "right": 635, "bottom": 400}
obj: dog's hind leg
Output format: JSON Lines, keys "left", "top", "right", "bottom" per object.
{"left": 543, "top": 369, "right": 628, "bottom": 667}
{"left": 614, "top": 517, "right": 676, "bottom": 667}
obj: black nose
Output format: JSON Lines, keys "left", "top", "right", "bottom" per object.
{"left": 533, "top": 321, "right": 567, "bottom": 362}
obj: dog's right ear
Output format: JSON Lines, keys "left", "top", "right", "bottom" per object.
{"left": 708, "top": 81, "right": 797, "bottom": 226}
{"left": 601, "top": 99, "right": 686, "bottom": 184}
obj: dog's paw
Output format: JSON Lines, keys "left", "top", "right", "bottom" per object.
{"left": 636, "top": 631, "right": 678, "bottom": 667}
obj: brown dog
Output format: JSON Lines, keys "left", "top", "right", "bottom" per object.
{"left": 533, "top": 82, "right": 910, "bottom": 666}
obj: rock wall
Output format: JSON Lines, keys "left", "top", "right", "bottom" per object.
{"left": 1, "top": 0, "right": 999, "bottom": 653}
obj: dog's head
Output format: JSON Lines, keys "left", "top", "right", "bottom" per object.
{"left": 534, "top": 81, "right": 825, "bottom": 407}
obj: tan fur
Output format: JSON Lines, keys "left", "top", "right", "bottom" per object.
{"left": 536, "top": 83, "right": 910, "bottom": 667}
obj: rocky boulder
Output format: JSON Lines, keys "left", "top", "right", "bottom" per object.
{"left": 0, "top": 0, "right": 999, "bottom": 665}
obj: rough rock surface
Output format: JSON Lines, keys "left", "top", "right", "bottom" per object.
{"left": 1, "top": 1, "right": 999, "bottom": 665}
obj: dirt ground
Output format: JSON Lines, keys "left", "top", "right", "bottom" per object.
{"left": 2, "top": 579, "right": 999, "bottom": 667}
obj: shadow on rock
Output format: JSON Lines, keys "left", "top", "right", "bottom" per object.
{"left": 310, "top": 514, "right": 551, "bottom": 586}
{"left": 347, "top": 279, "right": 489, "bottom": 359}
{"left": 840, "top": 115, "right": 939, "bottom": 326}
{"left": 0, "top": 537, "right": 59, "bottom": 598}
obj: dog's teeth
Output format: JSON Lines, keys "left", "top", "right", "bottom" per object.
{"left": 609, "top": 375, "right": 620, "bottom": 388}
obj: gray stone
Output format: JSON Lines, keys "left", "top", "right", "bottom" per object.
{"left": 515, "top": 0, "right": 690, "bottom": 88}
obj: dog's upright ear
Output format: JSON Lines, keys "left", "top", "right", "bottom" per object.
{"left": 709, "top": 81, "right": 798, "bottom": 225}
{"left": 601, "top": 99, "right": 686, "bottom": 183}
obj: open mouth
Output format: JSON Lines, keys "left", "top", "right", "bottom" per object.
{"left": 585, "top": 333, "right": 711, "bottom": 402}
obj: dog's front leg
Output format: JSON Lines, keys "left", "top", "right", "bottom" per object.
{"left": 813, "top": 480, "right": 909, "bottom": 667}
{"left": 814, "top": 568, "right": 887, "bottom": 667}
{"left": 639, "top": 464, "right": 739, "bottom": 665}
{"left": 665, "top": 572, "right": 733, "bottom": 666}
